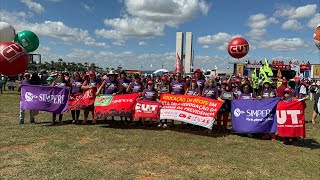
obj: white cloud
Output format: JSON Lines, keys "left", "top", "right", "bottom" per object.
{"left": 197, "top": 32, "right": 241, "bottom": 50}
{"left": 259, "top": 38, "right": 307, "bottom": 51}
{"left": 20, "top": 0, "right": 45, "bottom": 14}
{"left": 96, "top": 0, "right": 210, "bottom": 43}
{"left": 138, "top": 41, "right": 147, "bottom": 46}
{"left": 202, "top": 45, "right": 210, "bottom": 48}
{"left": 281, "top": 19, "right": 303, "bottom": 30}
{"left": 0, "top": 10, "right": 108, "bottom": 48}
{"left": 307, "top": 13, "right": 320, "bottom": 29}
{"left": 246, "top": 13, "right": 278, "bottom": 39}
{"left": 274, "top": 4, "right": 317, "bottom": 19}
{"left": 112, "top": 41, "right": 125, "bottom": 46}
{"left": 81, "top": 2, "right": 94, "bottom": 12}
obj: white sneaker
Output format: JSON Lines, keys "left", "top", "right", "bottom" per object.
{"left": 163, "top": 124, "right": 168, "bottom": 128}
{"left": 158, "top": 123, "right": 162, "bottom": 127}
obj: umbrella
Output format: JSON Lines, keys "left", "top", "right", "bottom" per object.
{"left": 153, "top": 69, "right": 169, "bottom": 76}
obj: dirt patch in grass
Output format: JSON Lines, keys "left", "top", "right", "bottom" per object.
{"left": 1, "top": 145, "right": 32, "bottom": 151}
{"left": 81, "top": 155, "right": 103, "bottom": 164}
{"left": 77, "top": 137, "right": 97, "bottom": 145}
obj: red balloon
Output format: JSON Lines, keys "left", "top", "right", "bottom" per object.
{"left": 0, "top": 42, "right": 29, "bottom": 76}
{"left": 227, "top": 37, "right": 249, "bottom": 59}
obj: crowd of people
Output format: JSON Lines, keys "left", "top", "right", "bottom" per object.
{"left": 1, "top": 68, "right": 320, "bottom": 144}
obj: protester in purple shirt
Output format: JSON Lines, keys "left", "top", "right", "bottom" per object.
{"left": 193, "top": 68, "right": 206, "bottom": 90}
{"left": 261, "top": 81, "right": 276, "bottom": 99}
{"left": 142, "top": 81, "right": 158, "bottom": 101}
{"left": 170, "top": 72, "right": 187, "bottom": 95}
{"left": 202, "top": 78, "right": 219, "bottom": 100}
{"left": 70, "top": 72, "right": 83, "bottom": 124}
{"left": 51, "top": 73, "right": 70, "bottom": 125}
{"left": 239, "top": 84, "right": 254, "bottom": 100}
{"left": 119, "top": 70, "right": 130, "bottom": 94}
{"left": 185, "top": 78, "right": 200, "bottom": 96}
{"left": 18, "top": 73, "right": 35, "bottom": 124}
{"left": 127, "top": 74, "right": 144, "bottom": 96}
{"left": 97, "top": 70, "right": 122, "bottom": 95}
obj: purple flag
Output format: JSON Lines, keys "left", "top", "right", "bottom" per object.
{"left": 21, "top": 85, "right": 70, "bottom": 113}
{"left": 232, "top": 98, "right": 280, "bottom": 133}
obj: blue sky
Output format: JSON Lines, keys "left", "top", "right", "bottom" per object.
{"left": 0, "top": 0, "right": 319, "bottom": 70}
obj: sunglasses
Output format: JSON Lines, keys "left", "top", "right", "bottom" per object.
{"left": 284, "top": 92, "right": 290, "bottom": 94}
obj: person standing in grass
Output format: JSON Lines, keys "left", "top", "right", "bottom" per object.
{"left": 18, "top": 73, "right": 38, "bottom": 124}
{"left": 216, "top": 80, "right": 233, "bottom": 132}
{"left": 82, "top": 70, "right": 101, "bottom": 124}
{"left": 51, "top": 73, "right": 70, "bottom": 125}
{"left": 281, "top": 88, "right": 307, "bottom": 145}
{"left": 157, "top": 75, "right": 170, "bottom": 128}
{"left": 70, "top": 72, "right": 83, "bottom": 124}
{"left": 140, "top": 80, "right": 158, "bottom": 126}
{"left": 0, "top": 75, "right": 4, "bottom": 94}
{"left": 311, "top": 87, "right": 320, "bottom": 124}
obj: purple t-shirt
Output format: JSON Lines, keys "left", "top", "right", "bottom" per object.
{"left": 129, "top": 82, "right": 143, "bottom": 93}
{"left": 20, "top": 80, "right": 30, "bottom": 86}
{"left": 196, "top": 79, "right": 205, "bottom": 89}
{"left": 104, "top": 79, "right": 119, "bottom": 95}
{"left": 203, "top": 87, "right": 218, "bottom": 99}
{"left": 143, "top": 89, "right": 157, "bottom": 101}
{"left": 239, "top": 93, "right": 252, "bottom": 99}
{"left": 233, "top": 87, "right": 242, "bottom": 97}
{"left": 262, "top": 89, "right": 276, "bottom": 98}
{"left": 71, "top": 79, "right": 83, "bottom": 94}
{"left": 170, "top": 81, "right": 186, "bottom": 95}
{"left": 119, "top": 79, "right": 131, "bottom": 94}
{"left": 186, "top": 87, "right": 199, "bottom": 96}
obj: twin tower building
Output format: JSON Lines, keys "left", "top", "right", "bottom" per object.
{"left": 176, "top": 32, "right": 194, "bottom": 74}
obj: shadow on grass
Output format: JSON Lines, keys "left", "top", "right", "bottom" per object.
{"left": 233, "top": 132, "right": 320, "bottom": 149}
{"left": 97, "top": 120, "right": 230, "bottom": 138}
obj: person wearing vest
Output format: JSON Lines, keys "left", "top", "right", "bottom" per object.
{"left": 51, "top": 73, "right": 70, "bottom": 125}
{"left": 70, "top": 72, "right": 83, "bottom": 124}
{"left": 82, "top": 70, "right": 100, "bottom": 124}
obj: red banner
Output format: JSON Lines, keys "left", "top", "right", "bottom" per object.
{"left": 94, "top": 93, "right": 139, "bottom": 119}
{"left": 133, "top": 100, "right": 161, "bottom": 121}
{"left": 160, "top": 94, "right": 223, "bottom": 129}
{"left": 276, "top": 100, "right": 306, "bottom": 138}
{"left": 68, "top": 89, "right": 96, "bottom": 110}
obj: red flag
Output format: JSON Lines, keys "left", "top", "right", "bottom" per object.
{"left": 174, "top": 52, "right": 184, "bottom": 74}
{"left": 276, "top": 100, "right": 306, "bottom": 138}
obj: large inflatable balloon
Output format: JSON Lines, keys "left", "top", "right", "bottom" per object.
{"left": 314, "top": 23, "right": 320, "bottom": 50}
{"left": 14, "top": 30, "right": 39, "bottom": 52}
{"left": 0, "top": 22, "right": 15, "bottom": 43}
{"left": 227, "top": 37, "right": 249, "bottom": 59}
{"left": 0, "top": 42, "right": 29, "bottom": 76}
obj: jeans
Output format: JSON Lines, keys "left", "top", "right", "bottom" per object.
{"left": 19, "top": 102, "right": 35, "bottom": 123}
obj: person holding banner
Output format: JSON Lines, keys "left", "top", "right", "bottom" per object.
{"left": 239, "top": 84, "right": 254, "bottom": 99}
{"left": 96, "top": 70, "right": 122, "bottom": 123}
{"left": 185, "top": 78, "right": 200, "bottom": 96}
{"left": 126, "top": 74, "right": 143, "bottom": 96}
{"left": 18, "top": 73, "right": 35, "bottom": 124}
{"left": 70, "top": 72, "right": 83, "bottom": 124}
{"left": 193, "top": 69, "right": 206, "bottom": 91}
{"left": 51, "top": 73, "right": 70, "bottom": 125}
{"left": 281, "top": 88, "right": 304, "bottom": 145}
{"left": 142, "top": 81, "right": 158, "bottom": 101}
{"left": 277, "top": 79, "right": 287, "bottom": 99}
{"left": 217, "top": 80, "right": 233, "bottom": 132}
{"left": 170, "top": 72, "right": 187, "bottom": 95}
{"left": 81, "top": 70, "right": 100, "bottom": 124}
{"left": 157, "top": 76, "right": 170, "bottom": 128}
{"left": 202, "top": 78, "right": 220, "bottom": 100}
{"left": 261, "top": 81, "right": 276, "bottom": 99}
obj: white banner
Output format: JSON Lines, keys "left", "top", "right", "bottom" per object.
{"left": 160, "top": 109, "right": 215, "bottom": 129}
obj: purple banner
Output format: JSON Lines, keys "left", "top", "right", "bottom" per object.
{"left": 21, "top": 85, "right": 70, "bottom": 113}
{"left": 232, "top": 98, "right": 280, "bottom": 133}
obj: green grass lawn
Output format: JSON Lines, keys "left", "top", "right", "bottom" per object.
{"left": 0, "top": 91, "right": 320, "bottom": 180}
